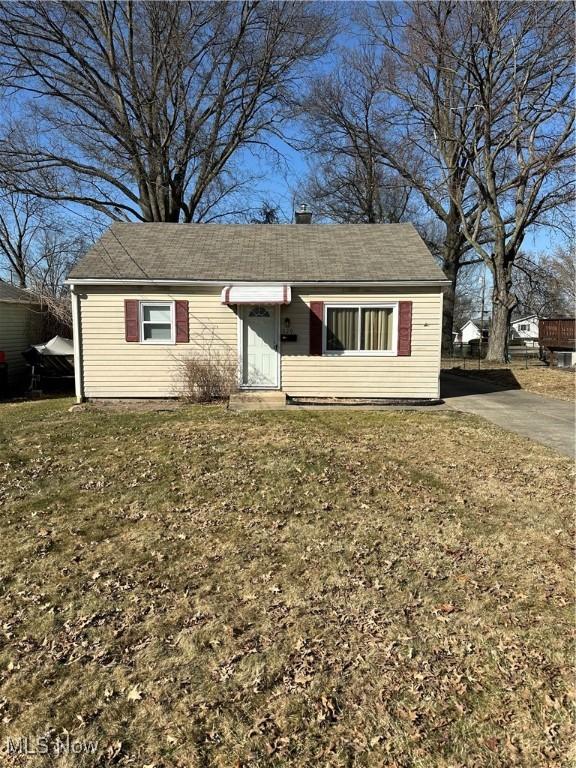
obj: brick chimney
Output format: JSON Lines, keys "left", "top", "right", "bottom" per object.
{"left": 294, "top": 203, "right": 312, "bottom": 224}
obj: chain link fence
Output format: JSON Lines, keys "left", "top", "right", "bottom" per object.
{"left": 442, "top": 341, "right": 544, "bottom": 371}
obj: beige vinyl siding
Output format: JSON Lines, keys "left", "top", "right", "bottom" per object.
{"left": 79, "top": 287, "right": 237, "bottom": 397}
{"left": 79, "top": 285, "right": 442, "bottom": 400}
{"left": 280, "top": 288, "right": 442, "bottom": 399}
{"left": 0, "top": 301, "right": 42, "bottom": 386}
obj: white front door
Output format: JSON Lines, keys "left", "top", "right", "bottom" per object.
{"left": 242, "top": 305, "right": 279, "bottom": 388}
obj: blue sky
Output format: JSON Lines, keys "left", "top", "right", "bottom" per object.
{"left": 246, "top": 133, "right": 566, "bottom": 257}
{"left": 240, "top": 16, "right": 570, "bottom": 256}
{"left": 2, "top": 2, "right": 569, "bottom": 264}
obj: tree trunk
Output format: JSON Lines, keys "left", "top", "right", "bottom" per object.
{"left": 440, "top": 221, "right": 464, "bottom": 355}
{"left": 13, "top": 252, "right": 27, "bottom": 288}
{"left": 486, "top": 259, "right": 516, "bottom": 361}
{"left": 486, "top": 300, "right": 512, "bottom": 362}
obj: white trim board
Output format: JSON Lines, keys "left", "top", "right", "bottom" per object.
{"left": 71, "top": 286, "right": 84, "bottom": 403}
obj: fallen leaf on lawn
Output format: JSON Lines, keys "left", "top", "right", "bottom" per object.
{"left": 106, "top": 741, "right": 122, "bottom": 759}
{"left": 126, "top": 686, "right": 142, "bottom": 702}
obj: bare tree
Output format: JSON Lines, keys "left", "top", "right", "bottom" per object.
{"left": 420, "top": 1, "right": 575, "bottom": 360}
{"left": 0, "top": 192, "right": 91, "bottom": 287}
{"left": 0, "top": 1, "right": 333, "bottom": 223}
{"left": 514, "top": 248, "right": 576, "bottom": 319}
{"left": 249, "top": 201, "right": 282, "bottom": 224}
{"left": 342, "top": 2, "right": 573, "bottom": 359}
{"left": 0, "top": 191, "right": 92, "bottom": 333}
{"left": 302, "top": 160, "right": 412, "bottom": 226}
{"left": 0, "top": 192, "right": 46, "bottom": 287}
{"left": 452, "top": 263, "right": 484, "bottom": 331}
{"left": 332, "top": 7, "right": 491, "bottom": 354}
{"left": 549, "top": 245, "right": 576, "bottom": 315}
{"left": 300, "top": 55, "right": 414, "bottom": 225}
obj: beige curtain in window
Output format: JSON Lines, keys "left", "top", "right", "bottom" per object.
{"left": 327, "top": 308, "right": 358, "bottom": 350}
{"left": 361, "top": 308, "right": 393, "bottom": 350}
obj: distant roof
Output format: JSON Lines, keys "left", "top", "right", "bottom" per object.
{"left": 461, "top": 318, "right": 482, "bottom": 328}
{"left": 0, "top": 282, "right": 37, "bottom": 303}
{"left": 511, "top": 314, "right": 538, "bottom": 323}
{"left": 68, "top": 223, "right": 448, "bottom": 284}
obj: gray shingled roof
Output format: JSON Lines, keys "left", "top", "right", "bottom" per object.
{"left": 68, "top": 222, "right": 447, "bottom": 283}
{"left": 0, "top": 282, "right": 38, "bottom": 302}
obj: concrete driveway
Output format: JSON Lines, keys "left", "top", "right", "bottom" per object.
{"left": 441, "top": 372, "right": 575, "bottom": 458}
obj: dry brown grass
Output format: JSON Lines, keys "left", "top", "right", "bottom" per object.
{"left": 0, "top": 399, "right": 573, "bottom": 767}
{"left": 443, "top": 360, "right": 575, "bottom": 401}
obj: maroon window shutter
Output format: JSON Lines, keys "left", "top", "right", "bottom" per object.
{"left": 309, "top": 301, "right": 324, "bottom": 355}
{"left": 175, "top": 300, "right": 189, "bottom": 343}
{"left": 398, "top": 301, "right": 412, "bottom": 356}
{"left": 124, "top": 299, "right": 139, "bottom": 342}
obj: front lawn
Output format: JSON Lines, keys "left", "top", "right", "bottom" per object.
{"left": 0, "top": 400, "right": 573, "bottom": 767}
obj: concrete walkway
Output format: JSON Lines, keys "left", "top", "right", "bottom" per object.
{"left": 441, "top": 372, "right": 575, "bottom": 458}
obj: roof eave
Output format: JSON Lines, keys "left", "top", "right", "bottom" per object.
{"left": 66, "top": 277, "right": 451, "bottom": 287}
{"left": 0, "top": 297, "right": 40, "bottom": 304}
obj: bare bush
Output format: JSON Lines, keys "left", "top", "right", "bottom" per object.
{"left": 179, "top": 347, "right": 238, "bottom": 403}
{"left": 36, "top": 291, "right": 72, "bottom": 338}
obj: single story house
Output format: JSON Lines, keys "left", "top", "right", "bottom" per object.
{"left": 509, "top": 314, "right": 539, "bottom": 345}
{"left": 0, "top": 282, "right": 42, "bottom": 392}
{"left": 459, "top": 318, "right": 489, "bottom": 345}
{"left": 66, "top": 221, "right": 449, "bottom": 403}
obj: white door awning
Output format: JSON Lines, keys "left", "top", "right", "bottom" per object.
{"left": 221, "top": 285, "right": 291, "bottom": 305}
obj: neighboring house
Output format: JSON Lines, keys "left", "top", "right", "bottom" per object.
{"left": 66, "top": 221, "right": 449, "bottom": 403}
{"left": 0, "top": 282, "right": 42, "bottom": 391}
{"left": 459, "top": 318, "right": 489, "bottom": 344}
{"left": 510, "top": 314, "right": 539, "bottom": 345}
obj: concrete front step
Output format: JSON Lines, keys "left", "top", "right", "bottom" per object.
{"left": 229, "top": 390, "right": 287, "bottom": 411}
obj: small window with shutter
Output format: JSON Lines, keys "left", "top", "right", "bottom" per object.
{"left": 141, "top": 302, "right": 174, "bottom": 343}
{"left": 125, "top": 299, "right": 189, "bottom": 344}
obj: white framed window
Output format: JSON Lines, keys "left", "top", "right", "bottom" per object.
{"left": 140, "top": 301, "right": 175, "bottom": 343}
{"left": 323, "top": 304, "right": 398, "bottom": 356}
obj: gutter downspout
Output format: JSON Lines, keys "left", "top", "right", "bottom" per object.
{"left": 70, "top": 285, "right": 85, "bottom": 403}
{"left": 437, "top": 288, "right": 444, "bottom": 400}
